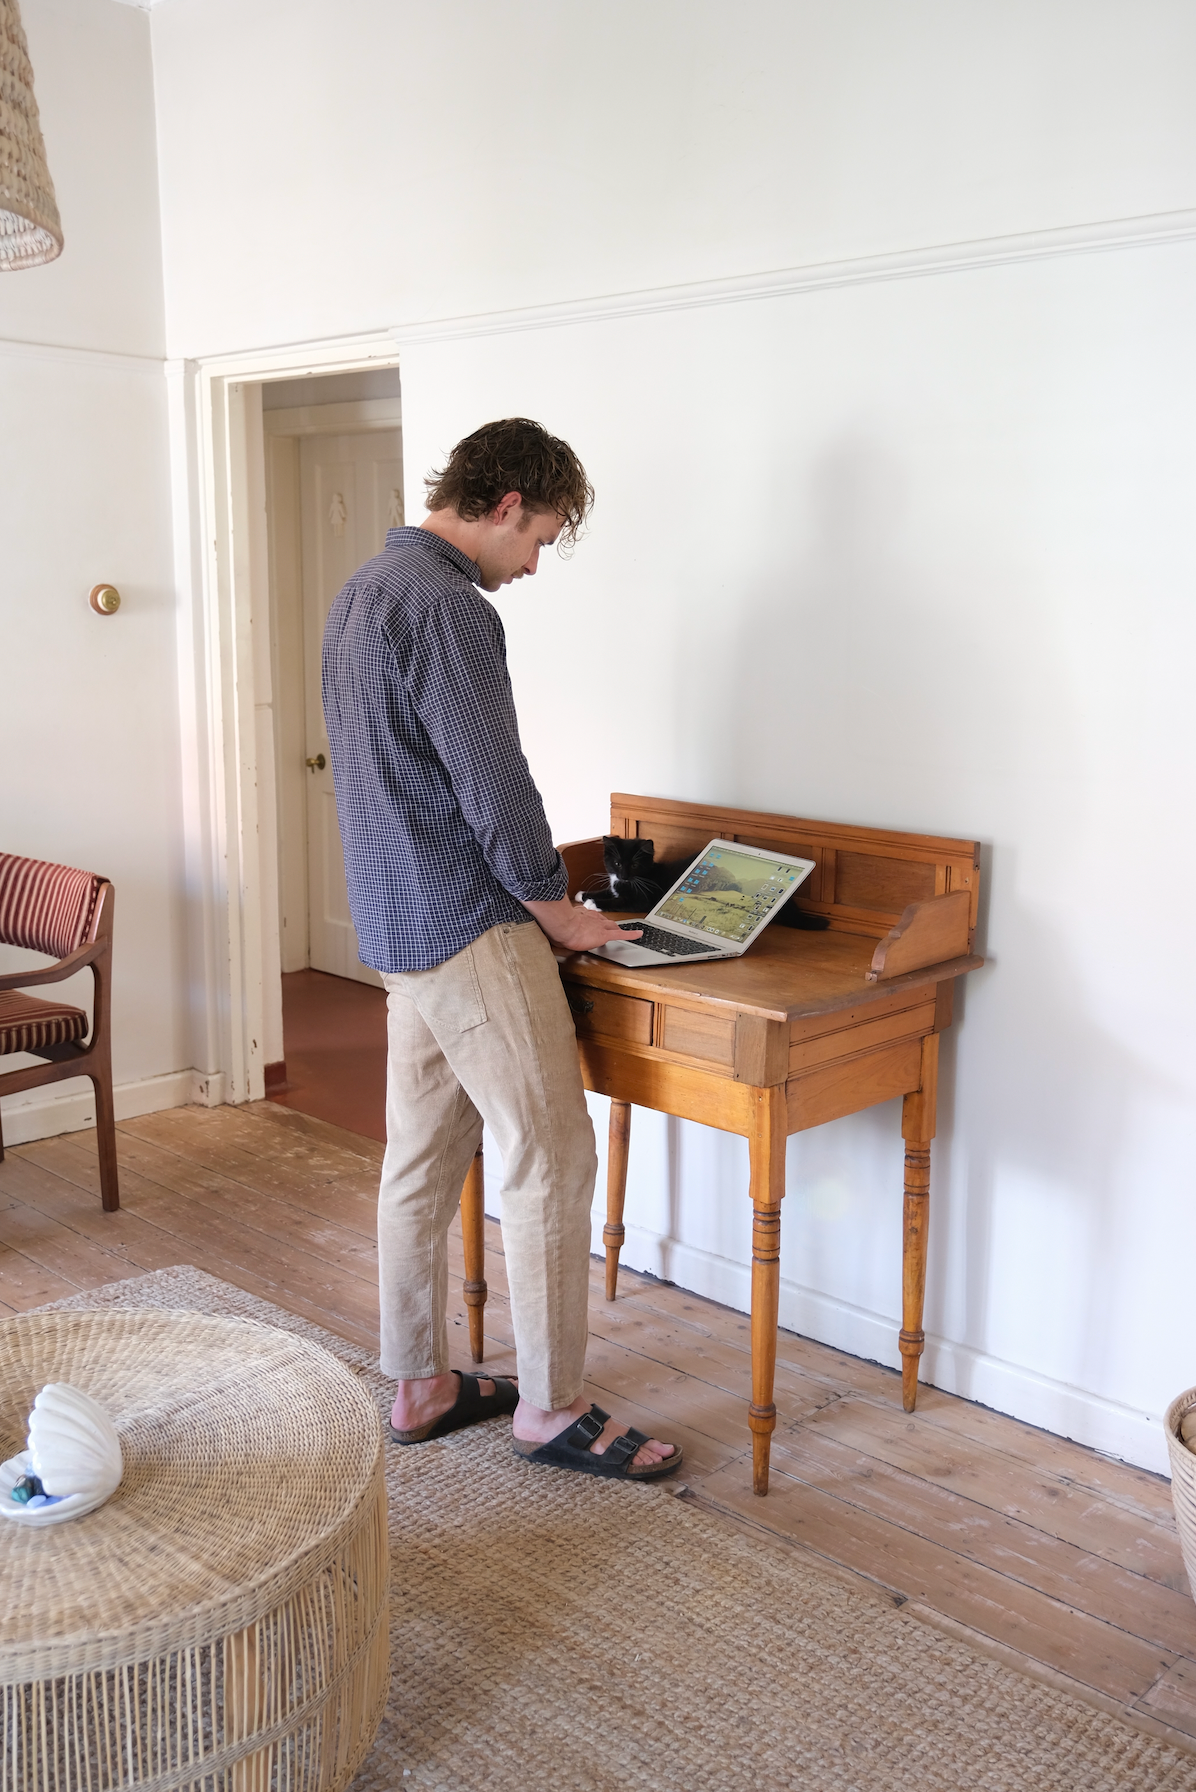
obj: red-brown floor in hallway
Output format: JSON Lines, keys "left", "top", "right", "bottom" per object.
{"left": 268, "top": 969, "right": 388, "bottom": 1141}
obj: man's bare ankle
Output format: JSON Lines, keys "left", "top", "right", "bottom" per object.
{"left": 391, "top": 1370, "right": 508, "bottom": 1426}
{"left": 390, "top": 1371, "right": 459, "bottom": 1426}
{"left": 511, "top": 1393, "right": 586, "bottom": 1439}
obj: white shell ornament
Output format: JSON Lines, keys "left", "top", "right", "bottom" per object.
{"left": 0, "top": 1383, "right": 123, "bottom": 1527}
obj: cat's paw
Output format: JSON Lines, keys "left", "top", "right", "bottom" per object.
{"left": 582, "top": 898, "right": 601, "bottom": 911}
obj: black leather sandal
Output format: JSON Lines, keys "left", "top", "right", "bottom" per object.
{"left": 388, "top": 1370, "right": 519, "bottom": 1444}
{"left": 512, "top": 1403, "right": 683, "bottom": 1480}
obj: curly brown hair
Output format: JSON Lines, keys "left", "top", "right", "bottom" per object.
{"left": 424, "top": 418, "right": 594, "bottom": 551}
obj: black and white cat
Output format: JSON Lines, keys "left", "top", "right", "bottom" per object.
{"left": 576, "top": 836, "right": 829, "bottom": 930}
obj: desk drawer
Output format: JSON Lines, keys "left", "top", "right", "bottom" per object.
{"left": 788, "top": 997, "right": 937, "bottom": 1076}
{"left": 563, "top": 982, "right": 653, "bottom": 1045}
{"left": 659, "top": 1006, "right": 736, "bottom": 1067}
{"left": 788, "top": 1038, "right": 923, "bottom": 1132}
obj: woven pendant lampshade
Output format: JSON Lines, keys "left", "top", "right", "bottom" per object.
{"left": 0, "top": 0, "right": 61, "bottom": 269}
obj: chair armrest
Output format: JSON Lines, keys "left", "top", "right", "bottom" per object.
{"left": 0, "top": 939, "right": 103, "bottom": 991}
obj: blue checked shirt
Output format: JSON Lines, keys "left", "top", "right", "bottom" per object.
{"left": 321, "top": 527, "right": 567, "bottom": 973}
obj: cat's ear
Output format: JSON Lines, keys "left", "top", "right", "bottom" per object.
{"left": 602, "top": 835, "right": 620, "bottom": 849}
{"left": 638, "top": 838, "right": 655, "bottom": 855}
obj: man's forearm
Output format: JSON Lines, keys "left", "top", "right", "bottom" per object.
{"left": 521, "top": 897, "right": 641, "bottom": 951}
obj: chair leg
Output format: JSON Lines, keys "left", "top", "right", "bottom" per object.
{"left": 91, "top": 1071, "right": 120, "bottom": 1212}
{"left": 0, "top": 1098, "right": 5, "bottom": 1162}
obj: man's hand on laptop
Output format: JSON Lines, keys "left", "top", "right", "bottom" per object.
{"left": 521, "top": 897, "right": 642, "bottom": 952}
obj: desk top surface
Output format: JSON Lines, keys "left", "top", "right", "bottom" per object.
{"left": 559, "top": 919, "right": 983, "bottom": 1024}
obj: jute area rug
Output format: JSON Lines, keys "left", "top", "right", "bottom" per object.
{"left": 35, "top": 1267, "right": 1196, "bottom": 1792}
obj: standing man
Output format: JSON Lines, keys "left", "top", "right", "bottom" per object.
{"left": 323, "top": 417, "right": 679, "bottom": 1480}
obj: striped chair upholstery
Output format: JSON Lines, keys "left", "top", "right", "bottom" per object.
{"left": 0, "top": 852, "right": 117, "bottom": 1208}
{"left": 0, "top": 854, "right": 102, "bottom": 957}
{"left": 0, "top": 991, "right": 88, "bottom": 1055}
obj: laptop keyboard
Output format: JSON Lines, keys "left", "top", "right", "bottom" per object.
{"left": 618, "top": 923, "right": 719, "bottom": 957}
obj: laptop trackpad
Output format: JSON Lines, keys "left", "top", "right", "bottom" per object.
{"left": 591, "top": 940, "right": 659, "bottom": 965}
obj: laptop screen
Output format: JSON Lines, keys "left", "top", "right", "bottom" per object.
{"left": 653, "top": 844, "right": 814, "bottom": 944}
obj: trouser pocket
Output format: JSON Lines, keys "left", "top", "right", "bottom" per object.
{"left": 395, "top": 938, "right": 488, "bottom": 1034}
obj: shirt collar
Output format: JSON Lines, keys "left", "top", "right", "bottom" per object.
{"left": 386, "top": 525, "right": 482, "bottom": 587}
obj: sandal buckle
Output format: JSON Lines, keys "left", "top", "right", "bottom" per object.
{"left": 605, "top": 1433, "right": 639, "bottom": 1466}
{"left": 573, "top": 1408, "right": 606, "bottom": 1446}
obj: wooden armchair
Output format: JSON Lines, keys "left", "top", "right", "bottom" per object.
{"left": 0, "top": 854, "right": 118, "bottom": 1211}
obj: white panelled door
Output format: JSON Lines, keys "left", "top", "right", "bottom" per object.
{"left": 300, "top": 429, "right": 404, "bottom": 985}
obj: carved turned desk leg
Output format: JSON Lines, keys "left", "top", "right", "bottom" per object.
{"left": 748, "top": 1086, "right": 789, "bottom": 1496}
{"left": 460, "top": 1142, "right": 487, "bottom": 1363}
{"left": 899, "top": 1033, "right": 939, "bottom": 1412}
{"left": 604, "top": 1100, "right": 632, "bottom": 1300}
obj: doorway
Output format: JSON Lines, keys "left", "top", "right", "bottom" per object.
{"left": 262, "top": 368, "right": 401, "bottom": 1138}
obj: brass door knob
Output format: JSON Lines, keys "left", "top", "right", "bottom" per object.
{"left": 305, "top": 754, "right": 326, "bottom": 771}
{"left": 89, "top": 584, "right": 121, "bottom": 615}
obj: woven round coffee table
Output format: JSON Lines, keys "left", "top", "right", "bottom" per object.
{"left": 0, "top": 1309, "right": 389, "bottom": 1792}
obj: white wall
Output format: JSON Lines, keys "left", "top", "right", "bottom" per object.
{"left": 0, "top": 0, "right": 190, "bottom": 1142}
{"left": 150, "top": 0, "right": 1196, "bottom": 353}
{"left": 144, "top": 0, "right": 1195, "bottom": 1468}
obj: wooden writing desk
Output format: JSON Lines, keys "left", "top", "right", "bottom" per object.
{"left": 460, "top": 793, "right": 983, "bottom": 1495}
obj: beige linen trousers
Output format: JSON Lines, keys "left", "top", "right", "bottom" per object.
{"left": 378, "top": 919, "right": 597, "bottom": 1411}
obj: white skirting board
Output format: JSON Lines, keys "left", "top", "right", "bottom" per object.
{"left": 0, "top": 1068, "right": 225, "bottom": 1146}
{"left": 599, "top": 1218, "right": 1172, "bottom": 1480}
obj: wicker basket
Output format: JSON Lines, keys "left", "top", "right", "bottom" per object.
{"left": 1164, "top": 1385, "right": 1196, "bottom": 1601}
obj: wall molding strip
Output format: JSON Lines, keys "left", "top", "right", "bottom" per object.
{"left": 388, "top": 205, "right": 1196, "bottom": 347}
{"left": 6, "top": 207, "right": 1192, "bottom": 375}
{"left": 0, "top": 335, "right": 165, "bottom": 374}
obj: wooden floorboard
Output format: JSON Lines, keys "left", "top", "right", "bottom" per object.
{"left": 1135, "top": 1657, "right": 1196, "bottom": 1733}
{"left": 1, "top": 1102, "right": 1192, "bottom": 1752}
{"left": 791, "top": 1397, "right": 1186, "bottom": 1587}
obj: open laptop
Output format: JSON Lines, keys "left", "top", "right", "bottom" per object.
{"left": 587, "top": 839, "right": 817, "bottom": 967}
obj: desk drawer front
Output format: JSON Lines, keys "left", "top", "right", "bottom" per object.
{"left": 659, "top": 1006, "right": 736, "bottom": 1067}
{"left": 788, "top": 998, "right": 937, "bottom": 1077}
{"left": 564, "top": 983, "right": 653, "bottom": 1045}
{"left": 788, "top": 1038, "right": 923, "bottom": 1132}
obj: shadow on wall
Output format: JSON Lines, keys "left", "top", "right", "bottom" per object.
{"left": 654, "top": 437, "right": 1192, "bottom": 1411}
{"left": 945, "top": 875, "right": 1193, "bottom": 1411}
